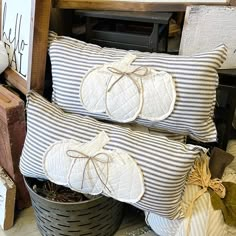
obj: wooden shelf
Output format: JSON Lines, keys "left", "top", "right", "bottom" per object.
{"left": 52, "top": 0, "right": 235, "bottom": 12}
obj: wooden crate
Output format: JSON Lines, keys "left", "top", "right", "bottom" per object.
{"left": 0, "top": 85, "right": 30, "bottom": 209}
{"left": 0, "top": 166, "right": 16, "bottom": 230}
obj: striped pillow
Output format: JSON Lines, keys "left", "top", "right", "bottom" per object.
{"left": 118, "top": 123, "right": 186, "bottom": 143}
{"left": 48, "top": 33, "right": 227, "bottom": 142}
{"left": 146, "top": 168, "right": 236, "bottom": 236}
{"left": 145, "top": 186, "right": 224, "bottom": 236}
{"left": 20, "top": 91, "right": 206, "bottom": 219}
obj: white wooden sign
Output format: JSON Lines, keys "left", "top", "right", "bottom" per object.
{"left": 180, "top": 6, "right": 236, "bottom": 69}
{"left": 0, "top": 166, "right": 16, "bottom": 230}
{"left": 1, "top": 0, "right": 36, "bottom": 81}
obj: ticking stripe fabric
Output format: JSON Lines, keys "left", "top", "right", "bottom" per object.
{"left": 146, "top": 186, "right": 226, "bottom": 236}
{"left": 146, "top": 188, "right": 225, "bottom": 236}
{"left": 48, "top": 32, "right": 227, "bottom": 142}
{"left": 20, "top": 91, "right": 206, "bottom": 219}
{"left": 226, "top": 139, "right": 236, "bottom": 171}
{"left": 119, "top": 123, "right": 187, "bottom": 143}
{"left": 146, "top": 168, "right": 236, "bottom": 236}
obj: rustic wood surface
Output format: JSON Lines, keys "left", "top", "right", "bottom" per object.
{"left": 0, "top": 166, "right": 16, "bottom": 230}
{"left": 29, "top": 0, "right": 51, "bottom": 95}
{"left": 3, "top": 70, "right": 27, "bottom": 95}
{"left": 0, "top": 86, "right": 30, "bottom": 209}
{"left": 52, "top": 0, "right": 232, "bottom": 11}
{"left": 230, "top": 0, "right": 236, "bottom": 5}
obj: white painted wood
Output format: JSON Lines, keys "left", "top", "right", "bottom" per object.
{"left": 180, "top": 6, "right": 236, "bottom": 69}
{"left": 1, "top": 0, "right": 36, "bottom": 81}
{"left": 0, "top": 167, "right": 16, "bottom": 230}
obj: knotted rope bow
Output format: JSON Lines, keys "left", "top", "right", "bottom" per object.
{"left": 66, "top": 150, "right": 112, "bottom": 193}
{"left": 185, "top": 154, "right": 226, "bottom": 235}
{"left": 106, "top": 66, "right": 148, "bottom": 93}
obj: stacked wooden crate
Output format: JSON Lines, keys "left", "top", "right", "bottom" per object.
{"left": 0, "top": 85, "right": 30, "bottom": 209}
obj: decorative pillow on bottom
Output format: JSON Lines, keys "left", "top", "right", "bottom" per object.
{"left": 119, "top": 123, "right": 187, "bottom": 143}
{"left": 20, "top": 91, "right": 206, "bottom": 219}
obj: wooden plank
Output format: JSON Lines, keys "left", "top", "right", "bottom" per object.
{"left": 53, "top": 1, "right": 186, "bottom": 11}
{"left": 0, "top": 166, "right": 16, "bottom": 230}
{"left": 29, "top": 0, "right": 51, "bottom": 94}
{"left": 52, "top": 0, "right": 230, "bottom": 11}
{"left": 179, "top": 5, "right": 236, "bottom": 69}
{"left": 4, "top": 69, "right": 27, "bottom": 95}
{"left": 230, "top": 0, "right": 236, "bottom": 5}
{"left": 0, "top": 85, "right": 30, "bottom": 209}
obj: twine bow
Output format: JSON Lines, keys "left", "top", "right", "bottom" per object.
{"left": 66, "top": 150, "right": 112, "bottom": 193}
{"left": 185, "top": 154, "right": 226, "bottom": 235}
{"left": 106, "top": 66, "right": 148, "bottom": 93}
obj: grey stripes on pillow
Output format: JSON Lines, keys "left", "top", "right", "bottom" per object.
{"left": 48, "top": 33, "right": 227, "bottom": 142}
{"left": 20, "top": 91, "right": 206, "bottom": 219}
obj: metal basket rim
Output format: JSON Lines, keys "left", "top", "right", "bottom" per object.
{"left": 24, "top": 176, "right": 103, "bottom": 205}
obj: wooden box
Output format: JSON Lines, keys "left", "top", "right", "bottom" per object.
{"left": 0, "top": 85, "right": 30, "bottom": 209}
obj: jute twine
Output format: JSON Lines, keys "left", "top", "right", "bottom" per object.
{"left": 185, "top": 154, "right": 226, "bottom": 235}
{"left": 67, "top": 150, "right": 112, "bottom": 193}
{"left": 106, "top": 66, "right": 148, "bottom": 93}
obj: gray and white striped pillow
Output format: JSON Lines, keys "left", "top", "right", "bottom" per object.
{"left": 146, "top": 168, "right": 236, "bottom": 236}
{"left": 20, "top": 91, "right": 206, "bottom": 219}
{"left": 48, "top": 33, "right": 227, "bottom": 142}
{"left": 118, "top": 123, "right": 187, "bottom": 143}
{"left": 145, "top": 186, "right": 224, "bottom": 236}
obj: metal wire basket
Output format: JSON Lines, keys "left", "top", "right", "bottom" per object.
{"left": 24, "top": 177, "right": 124, "bottom": 236}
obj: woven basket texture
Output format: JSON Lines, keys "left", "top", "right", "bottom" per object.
{"left": 25, "top": 177, "right": 124, "bottom": 236}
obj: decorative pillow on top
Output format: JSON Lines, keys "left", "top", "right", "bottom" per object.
{"left": 20, "top": 91, "right": 206, "bottom": 219}
{"left": 48, "top": 32, "right": 227, "bottom": 142}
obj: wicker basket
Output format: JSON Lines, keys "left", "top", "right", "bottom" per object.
{"left": 24, "top": 177, "right": 124, "bottom": 236}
